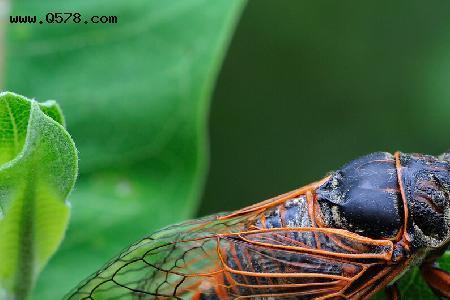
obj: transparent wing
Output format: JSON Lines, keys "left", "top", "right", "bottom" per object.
{"left": 65, "top": 215, "right": 244, "bottom": 300}
{"left": 65, "top": 212, "right": 395, "bottom": 300}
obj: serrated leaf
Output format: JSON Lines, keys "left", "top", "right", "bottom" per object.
{"left": 5, "top": 0, "right": 245, "bottom": 298}
{"left": 0, "top": 92, "right": 78, "bottom": 300}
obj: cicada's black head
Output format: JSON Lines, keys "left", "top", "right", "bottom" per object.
{"left": 399, "top": 152, "right": 450, "bottom": 250}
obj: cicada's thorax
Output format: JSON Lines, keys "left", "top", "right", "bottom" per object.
{"left": 315, "top": 152, "right": 405, "bottom": 240}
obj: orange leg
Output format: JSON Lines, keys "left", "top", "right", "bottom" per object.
{"left": 385, "top": 283, "right": 400, "bottom": 300}
{"left": 420, "top": 263, "right": 450, "bottom": 299}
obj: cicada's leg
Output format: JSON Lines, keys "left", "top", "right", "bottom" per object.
{"left": 420, "top": 263, "right": 450, "bottom": 298}
{"left": 385, "top": 283, "right": 400, "bottom": 300}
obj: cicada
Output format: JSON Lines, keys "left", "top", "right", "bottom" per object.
{"left": 66, "top": 152, "right": 450, "bottom": 300}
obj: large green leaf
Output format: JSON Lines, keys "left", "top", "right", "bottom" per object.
{"left": 5, "top": 0, "right": 245, "bottom": 298}
{"left": 0, "top": 92, "right": 77, "bottom": 300}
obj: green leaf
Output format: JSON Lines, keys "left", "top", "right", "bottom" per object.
{"left": 372, "top": 251, "right": 449, "bottom": 299}
{"left": 399, "top": 251, "right": 450, "bottom": 299}
{"left": 5, "top": 0, "right": 245, "bottom": 298}
{"left": 0, "top": 92, "right": 78, "bottom": 300}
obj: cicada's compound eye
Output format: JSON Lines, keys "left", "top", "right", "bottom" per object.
{"left": 316, "top": 152, "right": 404, "bottom": 239}
{"left": 400, "top": 153, "right": 450, "bottom": 249}
{"left": 413, "top": 173, "right": 449, "bottom": 216}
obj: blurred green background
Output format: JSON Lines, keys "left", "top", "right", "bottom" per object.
{"left": 2, "top": 0, "right": 450, "bottom": 299}
{"left": 201, "top": 0, "right": 450, "bottom": 215}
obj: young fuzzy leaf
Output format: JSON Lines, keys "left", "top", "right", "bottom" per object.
{"left": 0, "top": 92, "right": 77, "bottom": 300}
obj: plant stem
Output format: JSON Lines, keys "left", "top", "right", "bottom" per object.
{"left": 14, "top": 177, "right": 35, "bottom": 300}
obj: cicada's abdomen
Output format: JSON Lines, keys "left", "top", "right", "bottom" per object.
{"left": 253, "top": 196, "right": 312, "bottom": 228}
{"left": 247, "top": 193, "right": 324, "bottom": 251}
{"left": 315, "top": 152, "right": 404, "bottom": 239}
